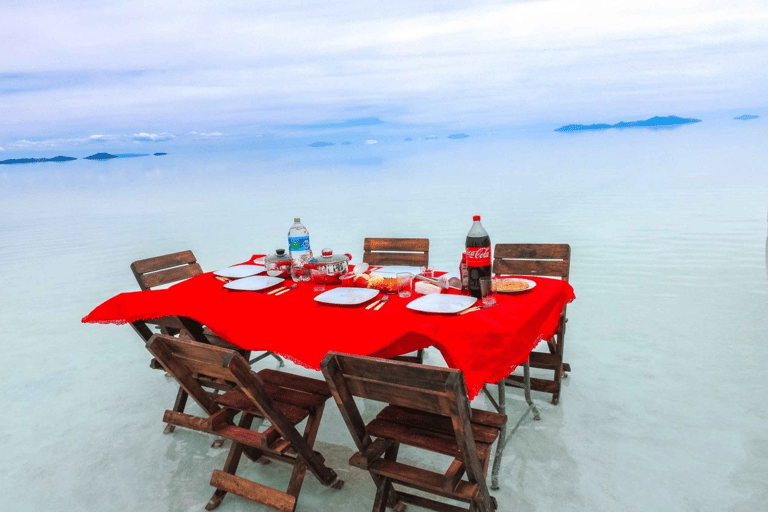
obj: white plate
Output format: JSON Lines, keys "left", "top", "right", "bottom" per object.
{"left": 372, "top": 266, "right": 424, "bottom": 277}
{"left": 407, "top": 294, "right": 477, "bottom": 314}
{"left": 224, "top": 275, "right": 283, "bottom": 291}
{"left": 495, "top": 278, "right": 537, "bottom": 293}
{"left": 314, "top": 287, "right": 380, "bottom": 305}
{"left": 214, "top": 264, "right": 264, "bottom": 278}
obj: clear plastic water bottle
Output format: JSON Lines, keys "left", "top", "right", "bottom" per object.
{"left": 288, "top": 217, "right": 313, "bottom": 263}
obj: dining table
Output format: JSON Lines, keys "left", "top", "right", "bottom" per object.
{"left": 83, "top": 253, "right": 575, "bottom": 490}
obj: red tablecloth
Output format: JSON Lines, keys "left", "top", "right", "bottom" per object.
{"left": 83, "top": 257, "right": 575, "bottom": 399}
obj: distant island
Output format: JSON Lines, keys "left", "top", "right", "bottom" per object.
{"left": 309, "top": 142, "right": 334, "bottom": 147}
{"left": 115, "top": 154, "right": 149, "bottom": 158}
{"left": 154, "top": 152, "right": 167, "bottom": 156}
{"left": 340, "top": 141, "right": 352, "bottom": 145}
{"left": 0, "top": 155, "right": 76, "bottom": 165}
{"left": 84, "top": 153, "right": 118, "bottom": 160}
{"left": 448, "top": 133, "right": 469, "bottom": 139}
{"left": 404, "top": 137, "right": 413, "bottom": 141}
{"left": 555, "top": 115, "right": 702, "bottom": 132}
{"left": 734, "top": 115, "right": 759, "bottom": 121}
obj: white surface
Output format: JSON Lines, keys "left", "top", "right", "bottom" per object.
{"left": 314, "top": 287, "right": 380, "bottom": 305}
{"left": 213, "top": 264, "right": 264, "bottom": 278}
{"left": 223, "top": 275, "right": 283, "bottom": 291}
{"left": 371, "top": 265, "right": 423, "bottom": 277}
{"left": 414, "top": 281, "right": 442, "bottom": 295}
{"left": 407, "top": 293, "right": 477, "bottom": 313}
{"left": 495, "top": 277, "right": 537, "bottom": 293}
{"left": 5, "top": 126, "right": 768, "bottom": 511}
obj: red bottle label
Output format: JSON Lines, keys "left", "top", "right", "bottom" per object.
{"left": 466, "top": 246, "right": 491, "bottom": 267}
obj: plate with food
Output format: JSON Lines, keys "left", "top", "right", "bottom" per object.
{"left": 494, "top": 278, "right": 536, "bottom": 293}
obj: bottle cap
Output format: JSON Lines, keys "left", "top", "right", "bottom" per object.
{"left": 294, "top": 217, "right": 301, "bottom": 222}
{"left": 473, "top": 215, "right": 481, "bottom": 221}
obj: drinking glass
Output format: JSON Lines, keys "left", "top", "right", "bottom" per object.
{"left": 479, "top": 276, "right": 496, "bottom": 306}
{"left": 397, "top": 272, "right": 413, "bottom": 298}
{"left": 420, "top": 266, "right": 434, "bottom": 279}
{"left": 310, "top": 269, "right": 326, "bottom": 292}
{"left": 290, "top": 261, "right": 304, "bottom": 282}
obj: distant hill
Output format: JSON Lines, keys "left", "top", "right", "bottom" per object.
{"left": 734, "top": 115, "right": 759, "bottom": 121}
{"left": 309, "top": 142, "right": 334, "bottom": 147}
{"left": 555, "top": 115, "right": 702, "bottom": 132}
{"left": 84, "top": 153, "right": 118, "bottom": 160}
{"left": 404, "top": 137, "right": 413, "bottom": 141}
{"left": 448, "top": 133, "right": 469, "bottom": 139}
{"left": 154, "top": 152, "right": 167, "bottom": 156}
{"left": 0, "top": 155, "right": 76, "bottom": 165}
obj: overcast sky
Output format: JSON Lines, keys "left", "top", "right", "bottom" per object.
{"left": 1, "top": 0, "right": 767, "bottom": 151}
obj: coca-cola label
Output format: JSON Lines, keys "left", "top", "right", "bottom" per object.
{"left": 466, "top": 246, "right": 491, "bottom": 267}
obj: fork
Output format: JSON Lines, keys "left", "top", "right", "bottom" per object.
{"left": 373, "top": 295, "right": 390, "bottom": 311}
{"left": 274, "top": 284, "right": 298, "bottom": 296}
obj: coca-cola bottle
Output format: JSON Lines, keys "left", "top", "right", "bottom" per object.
{"left": 465, "top": 215, "right": 491, "bottom": 298}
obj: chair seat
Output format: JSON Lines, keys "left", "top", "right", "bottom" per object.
{"left": 366, "top": 405, "right": 504, "bottom": 460}
{"left": 216, "top": 369, "right": 331, "bottom": 425}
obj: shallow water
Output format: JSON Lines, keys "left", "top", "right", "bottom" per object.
{"left": 2, "top": 120, "right": 768, "bottom": 511}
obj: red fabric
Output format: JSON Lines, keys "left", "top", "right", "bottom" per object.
{"left": 83, "top": 255, "right": 575, "bottom": 399}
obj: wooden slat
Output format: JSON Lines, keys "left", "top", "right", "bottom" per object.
{"left": 346, "top": 377, "right": 453, "bottom": 416}
{"left": 336, "top": 354, "right": 454, "bottom": 392}
{"left": 368, "top": 459, "right": 479, "bottom": 503}
{"left": 130, "top": 250, "right": 197, "bottom": 274}
{"left": 528, "top": 351, "right": 563, "bottom": 370}
{"left": 494, "top": 243, "right": 570, "bottom": 260}
{"left": 366, "top": 419, "right": 492, "bottom": 460}
{"left": 363, "top": 252, "right": 429, "bottom": 267}
{"left": 258, "top": 369, "right": 331, "bottom": 397}
{"left": 210, "top": 470, "right": 296, "bottom": 512}
{"left": 364, "top": 238, "right": 429, "bottom": 252}
{"left": 505, "top": 375, "right": 560, "bottom": 394}
{"left": 138, "top": 263, "right": 202, "bottom": 290}
{"left": 397, "top": 491, "right": 469, "bottom": 512}
{"left": 215, "top": 388, "right": 311, "bottom": 424}
{"left": 493, "top": 259, "right": 569, "bottom": 278}
{"left": 376, "top": 406, "right": 501, "bottom": 445}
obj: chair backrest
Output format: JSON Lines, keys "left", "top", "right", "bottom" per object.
{"left": 493, "top": 243, "right": 570, "bottom": 281}
{"left": 362, "top": 238, "right": 429, "bottom": 267}
{"left": 146, "top": 334, "right": 269, "bottom": 416}
{"left": 131, "top": 250, "right": 203, "bottom": 291}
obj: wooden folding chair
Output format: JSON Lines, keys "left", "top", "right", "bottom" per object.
{"left": 130, "top": 250, "right": 284, "bottom": 434}
{"left": 147, "top": 334, "right": 343, "bottom": 512}
{"left": 493, "top": 244, "right": 571, "bottom": 404}
{"left": 363, "top": 238, "right": 429, "bottom": 364}
{"left": 322, "top": 352, "right": 505, "bottom": 512}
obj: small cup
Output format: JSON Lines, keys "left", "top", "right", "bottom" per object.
{"left": 397, "top": 272, "right": 413, "bottom": 298}
{"left": 420, "top": 266, "right": 435, "bottom": 279}
{"left": 290, "top": 261, "right": 304, "bottom": 282}
{"left": 479, "top": 276, "right": 496, "bottom": 305}
{"left": 310, "top": 269, "right": 326, "bottom": 292}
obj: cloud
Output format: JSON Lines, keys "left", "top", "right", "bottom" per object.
{"left": 364, "top": 139, "right": 378, "bottom": 144}
{"left": 0, "top": 147, "right": 4, "bottom": 151}
{"left": 132, "top": 132, "right": 174, "bottom": 142}
{"left": 198, "top": 132, "right": 224, "bottom": 137}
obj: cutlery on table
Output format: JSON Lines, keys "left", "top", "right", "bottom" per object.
{"left": 268, "top": 285, "right": 288, "bottom": 295}
{"left": 274, "top": 284, "right": 298, "bottom": 296}
{"left": 458, "top": 303, "right": 497, "bottom": 315}
{"left": 374, "top": 295, "right": 390, "bottom": 311}
{"left": 215, "top": 276, "right": 232, "bottom": 283}
{"left": 366, "top": 296, "right": 383, "bottom": 310}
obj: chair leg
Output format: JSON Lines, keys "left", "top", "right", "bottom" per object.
{"left": 206, "top": 413, "right": 256, "bottom": 510}
{"left": 164, "top": 386, "right": 189, "bottom": 434}
{"left": 372, "top": 442, "right": 400, "bottom": 512}
{"left": 249, "top": 351, "right": 285, "bottom": 367}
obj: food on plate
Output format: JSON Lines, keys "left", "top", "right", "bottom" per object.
{"left": 350, "top": 272, "right": 398, "bottom": 293}
{"left": 496, "top": 279, "right": 530, "bottom": 292}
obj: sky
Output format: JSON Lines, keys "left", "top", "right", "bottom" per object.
{"left": 1, "top": 0, "right": 767, "bottom": 153}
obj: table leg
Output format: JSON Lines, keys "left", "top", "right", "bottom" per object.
{"left": 489, "top": 361, "right": 540, "bottom": 491}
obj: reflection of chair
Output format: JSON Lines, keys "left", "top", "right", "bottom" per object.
{"left": 363, "top": 238, "right": 429, "bottom": 363}
{"left": 322, "top": 352, "right": 504, "bottom": 512}
{"left": 130, "top": 250, "right": 283, "bottom": 434}
{"left": 147, "top": 334, "right": 343, "bottom": 511}
{"left": 493, "top": 243, "right": 571, "bottom": 404}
